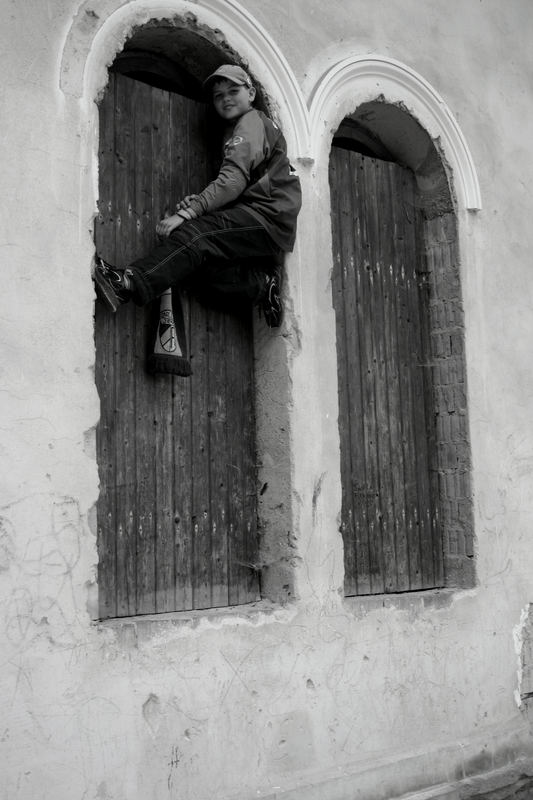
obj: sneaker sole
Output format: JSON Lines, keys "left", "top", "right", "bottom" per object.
{"left": 94, "top": 267, "right": 121, "bottom": 312}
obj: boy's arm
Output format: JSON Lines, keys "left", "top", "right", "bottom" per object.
{"left": 186, "top": 111, "right": 267, "bottom": 217}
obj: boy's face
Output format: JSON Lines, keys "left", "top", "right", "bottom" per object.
{"left": 212, "top": 79, "right": 256, "bottom": 122}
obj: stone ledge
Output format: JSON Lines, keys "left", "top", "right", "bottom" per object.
{"left": 391, "top": 760, "right": 533, "bottom": 800}
{"left": 457, "top": 760, "right": 533, "bottom": 799}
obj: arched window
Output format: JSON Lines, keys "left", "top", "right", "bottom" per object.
{"left": 329, "top": 102, "right": 474, "bottom": 595}
{"left": 94, "top": 36, "right": 263, "bottom": 619}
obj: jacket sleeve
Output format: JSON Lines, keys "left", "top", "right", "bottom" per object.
{"left": 187, "top": 111, "right": 269, "bottom": 216}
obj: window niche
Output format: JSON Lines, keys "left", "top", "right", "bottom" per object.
{"left": 94, "top": 23, "right": 289, "bottom": 620}
{"left": 329, "top": 101, "right": 474, "bottom": 596}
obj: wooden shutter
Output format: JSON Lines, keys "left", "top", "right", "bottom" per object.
{"left": 95, "top": 73, "right": 260, "bottom": 619}
{"left": 329, "top": 148, "right": 443, "bottom": 595}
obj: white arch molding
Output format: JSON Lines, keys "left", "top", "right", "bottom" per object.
{"left": 59, "top": 0, "right": 309, "bottom": 158}
{"left": 60, "top": 7, "right": 481, "bottom": 209}
{"left": 307, "top": 54, "right": 482, "bottom": 211}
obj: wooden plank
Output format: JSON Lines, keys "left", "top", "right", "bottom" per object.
{"left": 403, "top": 175, "right": 435, "bottom": 589}
{"left": 186, "top": 96, "right": 211, "bottom": 198}
{"left": 394, "top": 167, "right": 423, "bottom": 590}
{"left": 133, "top": 79, "right": 157, "bottom": 614}
{"left": 382, "top": 162, "right": 409, "bottom": 592}
{"left": 365, "top": 157, "right": 398, "bottom": 593}
{"left": 329, "top": 149, "right": 348, "bottom": 584}
{"left": 189, "top": 96, "right": 214, "bottom": 611}
{"left": 421, "top": 217, "right": 445, "bottom": 587}
{"left": 167, "top": 90, "right": 195, "bottom": 612}
{"left": 148, "top": 86, "right": 178, "bottom": 614}
{"left": 240, "top": 313, "right": 260, "bottom": 604}
{"left": 329, "top": 148, "right": 359, "bottom": 595}
{"left": 172, "top": 92, "right": 214, "bottom": 612}
{"left": 113, "top": 74, "right": 139, "bottom": 616}
{"left": 226, "top": 309, "right": 248, "bottom": 605}
{"left": 173, "top": 340, "right": 194, "bottom": 612}
{"left": 95, "top": 73, "right": 118, "bottom": 619}
{"left": 190, "top": 295, "right": 212, "bottom": 609}
{"left": 227, "top": 306, "right": 260, "bottom": 605}
{"left": 373, "top": 159, "right": 401, "bottom": 593}
{"left": 346, "top": 152, "right": 371, "bottom": 594}
{"left": 207, "top": 306, "right": 230, "bottom": 607}
{"left": 187, "top": 96, "right": 213, "bottom": 611}
{"left": 401, "top": 171, "right": 428, "bottom": 587}
{"left": 356, "top": 156, "right": 385, "bottom": 594}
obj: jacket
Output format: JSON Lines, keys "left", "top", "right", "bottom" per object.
{"left": 187, "top": 108, "right": 302, "bottom": 251}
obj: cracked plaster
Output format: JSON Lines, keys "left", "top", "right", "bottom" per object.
{"left": 2, "top": 1, "right": 533, "bottom": 799}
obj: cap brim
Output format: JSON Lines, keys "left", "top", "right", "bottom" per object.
{"left": 203, "top": 74, "right": 244, "bottom": 90}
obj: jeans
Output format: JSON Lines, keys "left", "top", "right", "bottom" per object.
{"left": 129, "top": 207, "right": 282, "bottom": 306}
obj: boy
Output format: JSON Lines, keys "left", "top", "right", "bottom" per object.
{"left": 94, "top": 64, "right": 301, "bottom": 327}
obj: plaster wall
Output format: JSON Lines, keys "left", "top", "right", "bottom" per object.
{"left": 1, "top": 1, "right": 533, "bottom": 799}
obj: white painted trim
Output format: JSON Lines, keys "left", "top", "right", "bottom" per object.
{"left": 307, "top": 54, "right": 482, "bottom": 211}
{"left": 58, "top": 0, "right": 309, "bottom": 156}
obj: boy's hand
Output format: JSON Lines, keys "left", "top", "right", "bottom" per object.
{"left": 176, "top": 194, "right": 200, "bottom": 211}
{"left": 156, "top": 213, "right": 185, "bottom": 237}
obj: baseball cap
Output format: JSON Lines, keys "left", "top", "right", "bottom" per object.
{"left": 203, "top": 64, "right": 253, "bottom": 91}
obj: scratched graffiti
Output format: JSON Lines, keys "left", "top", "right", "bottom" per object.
{"left": 1, "top": 495, "right": 88, "bottom": 651}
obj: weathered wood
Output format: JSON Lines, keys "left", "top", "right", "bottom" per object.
{"left": 190, "top": 296, "right": 213, "bottom": 610}
{"left": 95, "top": 72, "right": 118, "bottom": 619}
{"left": 113, "top": 73, "right": 139, "bottom": 616}
{"left": 168, "top": 92, "right": 195, "bottom": 613}
{"left": 384, "top": 164, "right": 409, "bottom": 593}
{"left": 95, "top": 73, "right": 259, "bottom": 618}
{"left": 151, "top": 88, "right": 176, "bottom": 613}
{"left": 228, "top": 307, "right": 260, "bottom": 606}
{"left": 370, "top": 159, "right": 398, "bottom": 593}
{"left": 134, "top": 78, "right": 157, "bottom": 614}
{"left": 330, "top": 147, "right": 442, "bottom": 595}
{"left": 208, "top": 307, "right": 230, "bottom": 607}
{"left": 173, "top": 324, "right": 194, "bottom": 612}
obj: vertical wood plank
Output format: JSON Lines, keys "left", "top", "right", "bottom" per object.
{"left": 329, "top": 149, "right": 359, "bottom": 595}
{"left": 346, "top": 153, "right": 372, "bottom": 594}
{"left": 150, "top": 87, "right": 175, "bottom": 613}
{"left": 172, "top": 297, "right": 195, "bottom": 612}
{"left": 187, "top": 96, "right": 213, "bottom": 611}
{"left": 227, "top": 306, "right": 260, "bottom": 605}
{"left": 402, "top": 173, "right": 434, "bottom": 589}
{"left": 393, "top": 166, "right": 422, "bottom": 590}
{"left": 382, "top": 162, "right": 409, "bottom": 592}
{"left": 95, "top": 72, "right": 118, "bottom": 619}
{"left": 241, "top": 316, "right": 260, "bottom": 603}
{"left": 133, "top": 79, "right": 157, "bottom": 614}
{"left": 371, "top": 159, "right": 399, "bottom": 592}
{"left": 356, "top": 156, "right": 385, "bottom": 594}
{"left": 364, "top": 157, "right": 397, "bottom": 593}
{"left": 168, "top": 91, "right": 195, "bottom": 612}
{"left": 190, "top": 297, "right": 212, "bottom": 609}
{"left": 113, "top": 73, "right": 139, "bottom": 616}
{"left": 350, "top": 158, "right": 373, "bottom": 595}
{"left": 207, "top": 306, "right": 230, "bottom": 607}
{"left": 421, "top": 216, "right": 445, "bottom": 587}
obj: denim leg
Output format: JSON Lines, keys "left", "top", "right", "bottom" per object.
{"left": 128, "top": 208, "right": 280, "bottom": 305}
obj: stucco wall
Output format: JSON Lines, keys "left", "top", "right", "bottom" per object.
{"left": 2, "top": 1, "right": 533, "bottom": 799}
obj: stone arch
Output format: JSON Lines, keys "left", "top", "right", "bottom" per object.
{"left": 59, "top": 0, "right": 309, "bottom": 157}
{"left": 308, "top": 54, "right": 481, "bottom": 211}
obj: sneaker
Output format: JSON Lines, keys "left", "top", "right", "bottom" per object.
{"left": 261, "top": 269, "right": 283, "bottom": 328}
{"left": 94, "top": 256, "right": 131, "bottom": 312}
